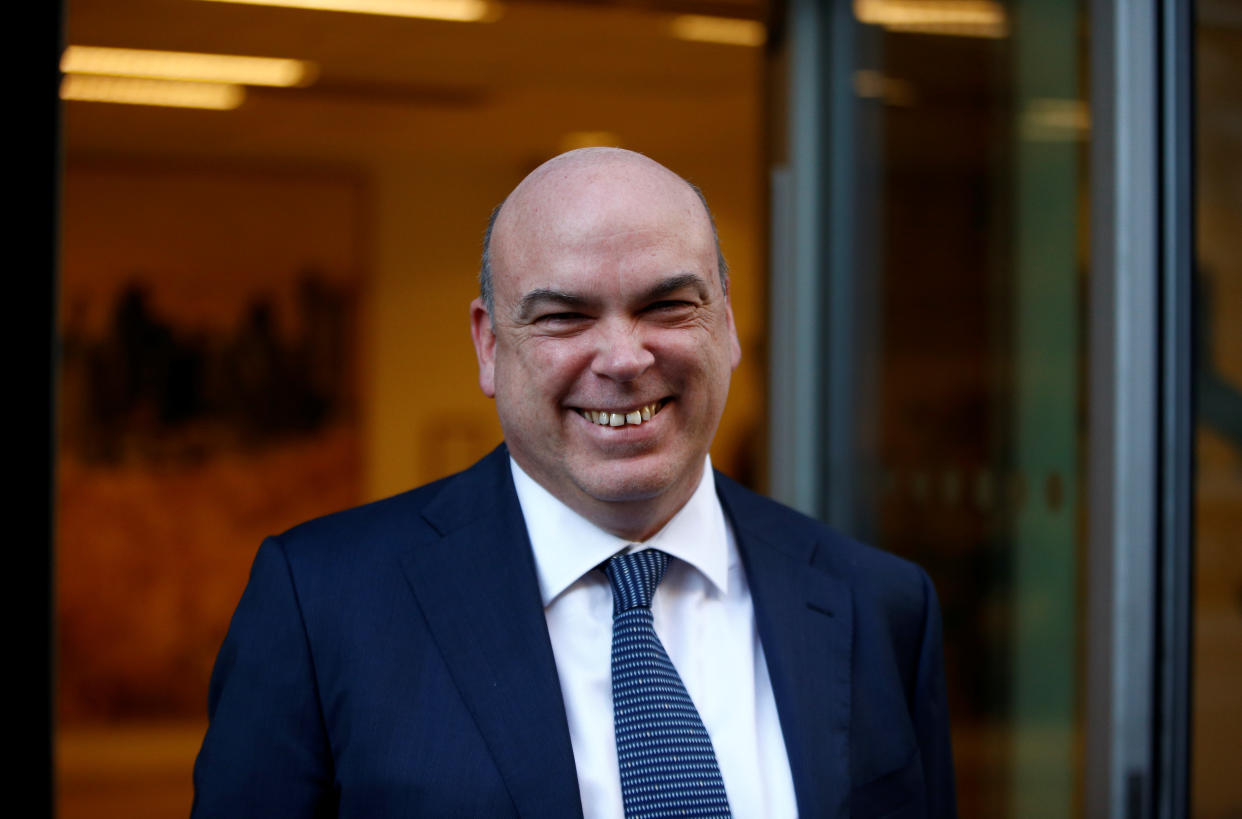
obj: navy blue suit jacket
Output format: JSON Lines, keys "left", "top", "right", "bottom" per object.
{"left": 192, "top": 445, "right": 956, "bottom": 817}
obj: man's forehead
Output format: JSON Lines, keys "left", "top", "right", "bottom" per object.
{"left": 493, "top": 160, "right": 704, "bottom": 256}
{"left": 495, "top": 214, "right": 712, "bottom": 286}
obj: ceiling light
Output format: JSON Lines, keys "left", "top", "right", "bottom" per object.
{"left": 1020, "top": 98, "right": 1090, "bottom": 142}
{"left": 61, "top": 46, "right": 315, "bottom": 87}
{"left": 60, "top": 75, "right": 245, "bottom": 110}
{"left": 669, "top": 15, "right": 765, "bottom": 47}
{"left": 194, "top": 0, "right": 500, "bottom": 23}
{"left": 855, "top": 0, "right": 1007, "bottom": 38}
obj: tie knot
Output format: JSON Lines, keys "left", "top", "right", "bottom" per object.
{"left": 603, "top": 549, "right": 669, "bottom": 614}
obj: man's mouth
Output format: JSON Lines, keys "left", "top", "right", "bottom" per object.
{"left": 576, "top": 399, "right": 668, "bottom": 428}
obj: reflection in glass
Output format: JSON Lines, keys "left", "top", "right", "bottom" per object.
{"left": 846, "top": 2, "right": 1087, "bottom": 815}
{"left": 1193, "top": 6, "right": 1242, "bottom": 817}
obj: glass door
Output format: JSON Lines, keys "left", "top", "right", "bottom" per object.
{"left": 767, "top": 2, "right": 1088, "bottom": 815}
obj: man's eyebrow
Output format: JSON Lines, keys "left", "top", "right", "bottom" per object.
{"left": 514, "top": 274, "right": 711, "bottom": 321}
{"left": 515, "top": 289, "right": 591, "bottom": 321}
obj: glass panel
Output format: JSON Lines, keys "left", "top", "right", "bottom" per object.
{"left": 838, "top": 2, "right": 1088, "bottom": 816}
{"left": 1193, "top": 4, "right": 1242, "bottom": 817}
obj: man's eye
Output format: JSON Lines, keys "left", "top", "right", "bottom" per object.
{"left": 646, "top": 301, "right": 694, "bottom": 313}
{"left": 537, "top": 312, "right": 588, "bottom": 324}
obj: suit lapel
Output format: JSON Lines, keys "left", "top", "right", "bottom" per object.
{"left": 398, "top": 448, "right": 583, "bottom": 819}
{"left": 718, "top": 477, "right": 853, "bottom": 819}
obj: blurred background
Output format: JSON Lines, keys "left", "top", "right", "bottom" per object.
{"left": 50, "top": 0, "right": 1240, "bottom": 816}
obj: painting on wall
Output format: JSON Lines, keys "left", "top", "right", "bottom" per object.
{"left": 57, "top": 162, "right": 367, "bottom": 724}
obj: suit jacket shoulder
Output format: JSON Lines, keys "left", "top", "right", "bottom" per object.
{"left": 715, "top": 469, "right": 929, "bottom": 623}
{"left": 714, "top": 470, "right": 957, "bottom": 818}
{"left": 194, "top": 444, "right": 584, "bottom": 818}
{"left": 276, "top": 445, "right": 510, "bottom": 561}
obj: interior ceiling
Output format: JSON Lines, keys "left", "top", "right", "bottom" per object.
{"left": 63, "top": 0, "right": 767, "bottom": 167}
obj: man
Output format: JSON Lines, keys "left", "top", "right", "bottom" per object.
{"left": 193, "top": 148, "right": 956, "bottom": 817}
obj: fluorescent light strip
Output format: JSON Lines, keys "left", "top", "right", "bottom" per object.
{"left": 194, "top": 0, "right": 500, "bottom": 22}
{"left": 669, "top": 15, "right": 765, "bottom": 47}
{"left": 855, "top": 0, "right": 1007, "bottom": 38}
{"left": 883, "top": 22, "right": 1007, "bottom": 37}
{"left": 60, "top": 75, "right": 245, "bottom": 110}
{"left": 61, "top": 45, "right": 315, "bottom": 87}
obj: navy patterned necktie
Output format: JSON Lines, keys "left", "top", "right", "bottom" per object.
{"left": 603, "top": 549, "right": 731, "bottom": 818}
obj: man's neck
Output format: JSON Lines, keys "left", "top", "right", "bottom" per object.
{"left": 513, "top": 457, "right": 708, "bottom": 543}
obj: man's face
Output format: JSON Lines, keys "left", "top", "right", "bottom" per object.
{"left": 470, "top": 153, "right": 741, "bottom": 537}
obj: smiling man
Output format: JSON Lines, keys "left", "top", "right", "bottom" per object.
{"left": 471, "top": 149, "right": 740, "bottom": 541}
{"left": 193, "top": 149, "right": 957, "bottom": 818}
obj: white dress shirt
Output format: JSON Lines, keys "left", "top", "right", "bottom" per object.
{"left": 510, "top": 456, "right": 798, "bottom": 819}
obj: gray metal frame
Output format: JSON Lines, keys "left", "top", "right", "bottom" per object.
{"left": 1087, "top": 0, "right": 1194, "bottom": 817}
{"left": 767, "top": 0, "right": 828, "bottom": 518}
{"left": 1156, "top": 0, "right": 1194, "bottom": 815}
{"left": 1087, "top": 0, "right": 1195, "bottom": 815}
{"left": 1086, "top": 0, "right": 1159, "bottom": 813}
{"left": 768, "top": 0, "right": 867, "bottom": 531}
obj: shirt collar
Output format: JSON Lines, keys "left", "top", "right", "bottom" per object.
{"left": 510, "top": 455, "right": 731, "bottom": 607}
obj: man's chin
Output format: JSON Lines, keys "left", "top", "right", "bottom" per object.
{"left": 571, "top": 457, "right": 701, "bottom": 507}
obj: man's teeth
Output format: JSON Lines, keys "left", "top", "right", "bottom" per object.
{"left": 579, "top": 402, "right": 663, "bottom": 427}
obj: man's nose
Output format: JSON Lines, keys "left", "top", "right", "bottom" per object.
{"left": 590, "top": 320, "right": 655, "bottom": 382}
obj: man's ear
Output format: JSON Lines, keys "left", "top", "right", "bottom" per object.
{"left": 469, "top": 298, "right": 497, "bottom": 398}
{"left": 724, "top": 297, "right": 742, "bottom": 371}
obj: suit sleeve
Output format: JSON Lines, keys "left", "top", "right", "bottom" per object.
{"left": 192, "top": 536, "right": 336, "bottom": 818}
{"left": 913, "top": 569, "right": 958, "bottom": 818}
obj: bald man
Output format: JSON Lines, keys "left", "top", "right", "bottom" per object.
{"left": 193, "top": 149, "right": 957, "bottom": 818}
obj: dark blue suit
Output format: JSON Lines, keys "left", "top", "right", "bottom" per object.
{"left": 192, "top": 445, "right": 956, "bottom": 817}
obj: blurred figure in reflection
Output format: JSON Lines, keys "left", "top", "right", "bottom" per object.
{"left": 79, "top": 282, "right": 185, "bottom": 461}
{"left": 64, "top": 273, "right": 354, "bottom": 462}
{"left": 194, "top": 148, "right": 957, "bottom": 818}
{"left": 294, "top": 269, "right": 348, "bottom": 423}
{"left": 224, "top": 300, "right": 285, "bottom": 442}
{"left": 1197, "top": 269, "right": 1242, "bottom": 449}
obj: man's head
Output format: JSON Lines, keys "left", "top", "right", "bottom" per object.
{"left": 469, "top": 148, "right": 742, "bottom": 540}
